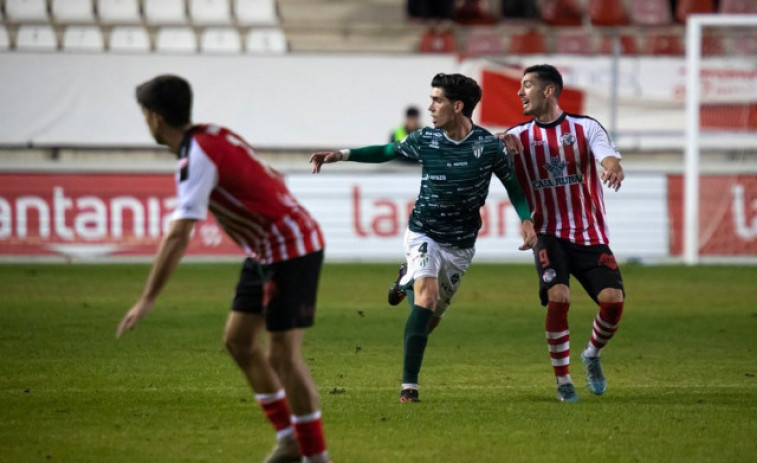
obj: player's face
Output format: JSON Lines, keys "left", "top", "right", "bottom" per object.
{"left": 141, "top": 107, "right": 165, "bottom": 145}
{"left": 428, "top": 87, "right": 457, "bottom": 129}
{"left": 518, "top": 73, "right": 551, "bottom": 118}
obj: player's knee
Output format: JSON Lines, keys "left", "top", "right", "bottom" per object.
{"left": 415, "top": 293, "right": 438, "bottom": 311}
{"left": 547, "top": 284, "right": 570, "bottom": 303}
{"left": 224, "top": 334, "right": 260, "bottom": 363}
{"left": 597, "top": 288, "right": 623, "bottom": 303}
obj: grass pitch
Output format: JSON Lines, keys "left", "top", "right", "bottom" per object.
{"left": 1, "top": 262, "right": 755, "bottom": 463}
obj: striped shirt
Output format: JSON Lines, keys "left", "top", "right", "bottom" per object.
{"left": 507, "top": 113, "right": 620, "bottom": 246}
{"left": 173, "top": 124, "right": 324, "bottom": 264}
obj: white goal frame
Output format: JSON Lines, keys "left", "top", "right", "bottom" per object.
{"left": 684, "top": 14, "right": 757, "bottom": 265}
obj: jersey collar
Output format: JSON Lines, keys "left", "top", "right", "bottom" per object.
{"left": 442, "top": 124, "right": 478, "bottom": 145}
{"left": 533, "top": 112, "right": 566, "bottom": 129}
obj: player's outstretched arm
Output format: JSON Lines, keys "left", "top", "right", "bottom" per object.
{"left": 601, "top": 156, "right": 624, "bottom": 191}
{"left": 311, "top": 144, "right": 398, "bottom": 173}
{"left": 309, "top": 150, "right": 344, "bottom": 174}
{"left": 116, "top": 218, "right": 196, "bottom": 338}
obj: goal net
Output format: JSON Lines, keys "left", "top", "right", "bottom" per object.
{"left": 683, "top": 14, "right": 757, "bottom": 264}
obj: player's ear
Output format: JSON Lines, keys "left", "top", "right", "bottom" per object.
{"left": 453, "top": 100, "right": 464, "bottom": 115}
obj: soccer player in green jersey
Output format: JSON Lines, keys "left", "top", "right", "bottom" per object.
{"left": 310, "top": 73, "right": 537, "bottom": 402}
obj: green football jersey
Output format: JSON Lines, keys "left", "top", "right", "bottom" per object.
{"left": 393, "top": 125, "right": 517, "bottom": 249}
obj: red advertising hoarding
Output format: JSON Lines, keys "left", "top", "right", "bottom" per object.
{"left": 0, "top": 173, "right": 241, "bottom": 259}
{"left": 668, "top": 174, "right": 757, "bottom": 256}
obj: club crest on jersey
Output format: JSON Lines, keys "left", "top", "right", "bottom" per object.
{"left": 472, "top": 141, "right": 484, "bottom": 159}
{"left": 532, "top": 156, "right": 584, "bottom": 189}
{"left": 429, "top": 138, "right": 440, "bottom": 149}
{"left": 561, "top": 133, "right": 576, "bottom": 146}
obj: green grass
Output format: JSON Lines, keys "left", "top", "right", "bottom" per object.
{"left": 1, "top": 262, "right": 756, "bottom": 462}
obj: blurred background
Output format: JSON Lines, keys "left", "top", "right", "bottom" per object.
{"left": 0, "top": 0, "right": 755, "bottom": 264}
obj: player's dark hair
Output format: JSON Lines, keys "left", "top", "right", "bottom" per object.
{"left": 431, "top": 73, "right": 482, "bottom": 118}
{"left": 406, "top": 106, "right": 421, "bottom": 118}
{"left": 135, "top": 75, "right": 192, "bottom": 127}
{"left": 524, "top": 64, "right": 563, "bottom": 97}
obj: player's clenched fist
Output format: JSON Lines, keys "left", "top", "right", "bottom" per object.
{"left": 497, "top": 132, "right": 524, "bottom": 156}
{"left": 309, "top": 151, "right": 344, "bottom": 173}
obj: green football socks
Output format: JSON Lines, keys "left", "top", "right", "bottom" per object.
{"left": 402, "top": 304, "right": 433, "bottom": 384}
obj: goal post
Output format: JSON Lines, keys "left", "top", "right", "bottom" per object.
{"left": 684, "top": 14, "right": 757, "bottom": 265}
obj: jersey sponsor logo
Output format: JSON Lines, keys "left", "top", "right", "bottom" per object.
{"left": 561, "top": 133, "right": 576, "bottom": 146}
{"left": 598, "top": 252, "right": 618, "bottom": 270}
{"left": 472, "top": 141, "right": 484, "bottom": 159}
{"left": 532, "top": 157, "right": 584, "bottom": 189}
{"left": 422, "top": 174, "right": 447, "bottom": 181}
{"left": 447, "top": 161, "right": 469, "bottom": 167}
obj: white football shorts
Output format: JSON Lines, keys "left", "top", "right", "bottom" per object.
{"left": 399, "top": 229, "right": 475, "bottom": 318}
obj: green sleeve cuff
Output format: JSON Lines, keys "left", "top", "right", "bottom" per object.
{"left": 347, "top": 144, "right": 396, "bottom": 163}
{"left": 503, "top": 174, "right": 533, "bottom": 222}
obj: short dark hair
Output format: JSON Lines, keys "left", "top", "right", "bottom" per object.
{"left": 135, "top": 75, "right": 192, "bottom": 127}
{"left": 523, "top": 64, "right": 563, "bottom": 97}
{"left": 431, "top": 73, "right": 482, "bottom": 118}
{"left": 405, "top": 106, "right": 421, "bottom": 118}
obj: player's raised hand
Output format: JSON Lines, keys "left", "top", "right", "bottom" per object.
{"left": 309, "top": 151, "right": 344, "bottom": 174}
{"left": 600, "top": 157, "right": 624, "bottom": 191}
{"left": 116, "top": 299, "right": 154, "bottom": 338}
{"left": 519, "top": 220, "right": 537, "bottom": 251}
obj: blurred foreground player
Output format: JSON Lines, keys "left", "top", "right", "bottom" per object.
{"left": 310, "top": 73, "right": 536, "bottom": 403}
{"left": 116, "top": 75, "right": 333, "bottom": 463}
{"left": 501, "top": 64, "right": 626, "bottom": 402}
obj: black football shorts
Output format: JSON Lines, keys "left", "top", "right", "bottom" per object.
{"left": 532, "top": 234, "right": 624, "bottom": 306}
{"left": 231, "top": 250, "right": 324, "bottom": 331}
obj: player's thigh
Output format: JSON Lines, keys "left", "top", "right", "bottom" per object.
{"left": 402, "top": 230, "right": 443, "bottom": 285}
{"left": 231, "top": 258, "right": 265, "bottom": 314}
{"left": 532, "top": 234, "right": 571, "bottom": 306}
{"left": 569, "top": 244, "right": 625, "bottom": 304}
{"left": 435, "top": 246, "right": 475, "bottom": 316}
{"left": 264, "top": 250, "right": 324, "bottom": 332}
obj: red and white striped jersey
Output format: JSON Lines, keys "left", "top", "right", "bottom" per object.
{"left": 173, "top": 124, "right": 324, "bottom": 264}
{"left": 507, "top": 113, "right": 620, "bottom": 246}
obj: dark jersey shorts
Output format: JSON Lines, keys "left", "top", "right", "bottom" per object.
{"left": 231, "top": 250, "right": 324, "bottom": 331}
{"left": 533, "top": 234, "right": 624, "bottom": 306}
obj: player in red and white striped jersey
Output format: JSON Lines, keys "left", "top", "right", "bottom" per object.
{"left": 117, "top": 76, "right": 332, "bottom": 463}
{"left": 502, "top": 64, "right": 625, "bottom": 403}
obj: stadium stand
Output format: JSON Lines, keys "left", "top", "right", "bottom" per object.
{"left": 720, "top": 0, "right": 757, "bottom": 14}
{"left": 676, "top": 0, "right": 715, "bottom": 24}
{"left": 109, "top": 25, "right": 151, "bottom": 52}
{"left": 599, "top": 33, "right": 638, "bottom": 55}
{"left": 541, "top": 0, "right": 583, "bottom": 27}
{"left": 463, "top": 27, "right": 504, "bottom": 57}
{"left": 0, "top": 0, "right": 755, "bottom": 56}
{"left": 500, "top": 0, "right": 540, "bottom": 21}
{"left": 588, "top": 0, "right": 628, "bottom": 26}
{"left": 644, "top": 32, "right": 685, "bottom": 55}
{"left": 155, "top": 26, "right": 196, "bottom": 53}
{"left": 555, "top": 30, "right": 593, "bottom": 55}
{"left": 0, "top": 25, "right": 9, "bottom": 49}
{"left": 62, "top": 25, "right": 104, "bottom": 52}
{"left": 190, "top": 0, "right": 232, "bottom": 25}
{"left": 97, "top": 0, "right": 141, "bottom": 25}
{"left": 5, "top": 0, "right": 49, "bottom": 23}
{"left": 52, "top": 0, "right": 96, "bottom": 24}
{"left": 235, "top": 0, "right": 279, "bottom": 26}
{"left": 509, "top": 28, "right": 546, "bottom": 54}
{"left": 15, "top": 24, "right": 57, "bottom": 51}
{"left": 418, "top": 25, "right": 458, "bottom": 53}
{"left": 200, "top": 26, "right": 242, "bottom": 53}
{"left": 630, "top": 0, "right": 673, "bottom": 26}
{"left": 246, "top": 28, "right": 287, "bottom": 54}
{"left": 145, "top": 0, "right": 189, "bottom": 25}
